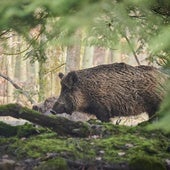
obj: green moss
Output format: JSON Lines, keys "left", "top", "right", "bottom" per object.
{"left": 129, "top": 156, "right": 166, "bottom": 170}
{"left": 78, "top": 122, "right": 91, "bottom": 136}
{"left": 0, "top": 103, "right": 17, "bottom": 113}
{"left": 17, "top": 123, "right": 45, "bottom": 138}
{"left": 4, "top": 132, "right": 97, "bottom": 161}
{"left": 20, "top": 106, "right": 42, "bottom": 116}
{"left": 34, "top": 157, "right": 68, "bottom": 170}
{"left": 92, "top": 124, "right": 170, "bottom": 163}
{"left": 66, "top": 138, "right": 96, "bottom": 160}
{"left": 0, "top": 122, "right": 169, "bottom": 168}
{"left": 0, "top": 121, "right": 46, "bottom": 138}
{"left": 0, "top": 121, "right": 18, "bottom": 137}
{"left": 9, "top": 137, "right": 69, "bottom": 159}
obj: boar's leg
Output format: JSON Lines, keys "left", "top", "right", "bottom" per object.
{"left": 96, "top": 111, "right": 110, "bottom": 122}
{"left": 87, "top": 102, "right": 110, "bottom": 122}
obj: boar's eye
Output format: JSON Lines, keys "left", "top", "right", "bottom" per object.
{"left": 58, "top": 72, "right": 64, "bottom": 79}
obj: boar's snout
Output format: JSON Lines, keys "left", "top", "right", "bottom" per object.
{"left": 51, "top": 101, "right": 66, "bottom": 114}
{"left": 50, "top": 109, "right": 56, "bottom": 115}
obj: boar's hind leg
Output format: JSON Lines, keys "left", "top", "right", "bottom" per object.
{"left": 87, "top": 103, "right": 110, "bottom": 122}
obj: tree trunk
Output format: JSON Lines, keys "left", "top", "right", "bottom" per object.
{"left": 38, "top": 61, "right": 46, "bottom": 102}
{"left": 65, "top": 31, "right": 81, "bottom": 73}
{"left": 110, "top": 50, "right": 115, "bottom": 63}
{"left": 65, "top": 45, "right": 81, "bottom": 73}
{"left": 82, "top": 46, "right": 94, "bottom": 69}
{"left": 104, "top": 48, "right": 111, "bottom": 64}
{"left": 6, "top": 32, "right": 15, "bottom": 103}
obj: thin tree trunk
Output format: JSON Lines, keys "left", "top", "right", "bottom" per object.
{"left": 65, "top": 45, "right": 81, "bottom": 73}
{"left": 7, "top": 33, "right": 15, "bottom": 103}
{"left": 82, "top": 46, "right": 94, "bottom": 69}
{"left": 34, "top": 61, "right": 39, "bottom": 101}
{"left": 65, "top": 31, "right": 81, "bottom": 73}
{"left": 104, "top": 48, "right": 111, "bottom": 64}
{"left": 110, "top": 50, "right": 115, "bottom": 63}
{"left": 38, "top": 61, "right": 46, "bottom": 102}
{"left": 14, "top": 56, "right": 21, "bottom": 80}
{"left": 7, "top": 57, "right": 15, "bottom": 103}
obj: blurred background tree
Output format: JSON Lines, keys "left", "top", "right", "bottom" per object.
{"left": 0, "top": 0, "right": 169, "bottom": 129}
{"left": 1, "top": 0, "right": 169, "bottom": 67}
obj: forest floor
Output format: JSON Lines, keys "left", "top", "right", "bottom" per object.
{"left": 0, "top": 119, "right": 170, "bottom": 170}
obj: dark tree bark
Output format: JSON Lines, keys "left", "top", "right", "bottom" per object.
{"left": 0, "top": 103, "right": 91, "bottom": 137}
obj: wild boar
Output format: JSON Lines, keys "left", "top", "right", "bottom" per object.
{"left": 51, "top": 63, "right": 167, "bottom": 122}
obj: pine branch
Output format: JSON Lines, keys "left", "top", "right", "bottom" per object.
{"left": 1, "top": 31, "right": 42, "bottom": 56}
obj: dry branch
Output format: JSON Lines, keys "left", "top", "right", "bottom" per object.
{"left": 0, "top": 103, "right": 91, "bottom": 137}
{"left": 0, "top": 73, "right": 36, "bottom": 104}
{"left": 124, "top": 35, "right": 141, "bottom": 66}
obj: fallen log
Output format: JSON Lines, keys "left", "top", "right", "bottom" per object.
{"left": 0, "top": 103, "right": 91, "bottom": 137}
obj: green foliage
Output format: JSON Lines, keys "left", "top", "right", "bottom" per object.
{"left": 148, "top": 80, "right": 170, "bottom": 132}
{"left": 0, "top": 0, "right": 46, "bottom": 32}
{"left": 0, "top": 0, "right": 169, "bottom": 58}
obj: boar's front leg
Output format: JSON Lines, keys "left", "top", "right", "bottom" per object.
{"left": 87, "top": 102, "right": 110, "bottom": 122}
{"left": 96, "top": 111, "right": 110, "bottom": 122}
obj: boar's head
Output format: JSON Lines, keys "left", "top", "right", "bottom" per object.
{"left": 51, "top": 71, "right": 86, "bottom": 115}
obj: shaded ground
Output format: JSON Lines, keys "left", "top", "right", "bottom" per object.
{"left": 0, "top": 120, "right": 170, "bottom": 170}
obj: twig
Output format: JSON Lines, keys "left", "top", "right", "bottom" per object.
{"left": 0, "top": 30, "right": 10, "bottom": 37}
{"left": 45, "top": 63, "right": 65, "bottom": 75}
{"left": 124, "top": 35, "right": 141, "bottom": 66}
{"left": 2, "top": 31, "right": 42, "bottom": 56}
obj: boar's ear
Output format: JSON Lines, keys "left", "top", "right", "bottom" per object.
{"left": 58, "top": 72, "right": 64, "bottom": 79}
{"left": 66, "top": 71, "right": 78, "bottom": 89}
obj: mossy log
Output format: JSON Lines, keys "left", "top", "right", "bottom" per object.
{"left": 0, "top": 103, "right": 91, "bottom": 137}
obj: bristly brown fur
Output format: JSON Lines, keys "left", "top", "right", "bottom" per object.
{"left": 52, "top": 63, "right": 168, "bottom": 122}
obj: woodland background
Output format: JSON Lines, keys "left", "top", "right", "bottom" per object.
{"left": 0, "top": 0, "right": 170, "bottom": 130}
